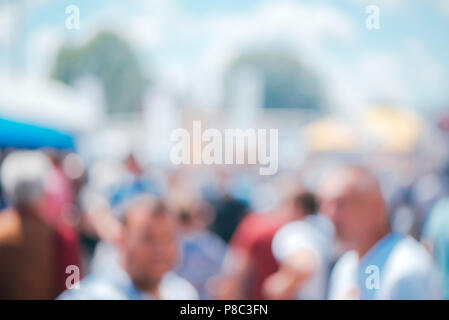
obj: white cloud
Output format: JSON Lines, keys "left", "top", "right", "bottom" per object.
{"left": 26, "top": 26, "right": 64, "bottom": 76}
{"left": 190, "top": 1, "right": 359, "bottom": 108}
{"left": 435, "top": 0, "right": 449, "bottom": 16}
{"left": 91, "top": 0, "right": 177, "bottom": 52}
{"left": 0, "top": 3, "right": 17, "bottom": 47}
{"left": 15, "top": 0, "right": 448, "bottom": 112}
{"left": 340, "top": 40, "right": 449, "bottom": 111}
{"left": 402, "top": 39, "right": 448, "bottom": 108}
{"left": 355, "top": 52, "right": 408, "bottom": 104}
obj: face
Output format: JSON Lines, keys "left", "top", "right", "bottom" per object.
{"left": 121, "top": 209, "right": 178, "bottom": 289}
{"left": 319, "top": 173, "right": 383, "bottom": 250}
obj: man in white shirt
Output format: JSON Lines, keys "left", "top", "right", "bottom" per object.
{"left": 264, "top": 191, "right": 334, "bottom": 299}
{"left": 59, "top": 194, "right": 198, "bottom": 300}
{"left": 320, "top": 166, "right": 441, "bottom": 300}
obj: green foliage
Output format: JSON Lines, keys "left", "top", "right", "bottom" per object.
{"left": 224, "top": 50, "right": 324, "bottom": 110}
{"left": 52, "top": 31, "right": 148, "bottom": 114}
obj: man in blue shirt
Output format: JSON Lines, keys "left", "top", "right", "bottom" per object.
{"left": 322, "top": 166, "right": 441, "bottom": 300}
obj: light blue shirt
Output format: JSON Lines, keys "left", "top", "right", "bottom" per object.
{"left": 58, "top": 262, "right": 198, "bottom": 300}
{"left": 329, "top": 232, "right": 441, "bottom": 300}
{"left": 422, "top": 197, "right": 449, "bottom": 299}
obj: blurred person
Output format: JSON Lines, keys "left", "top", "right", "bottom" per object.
{"left": 420, "top": 162, "right": 449, "bottom": 300}
{"left": 88, "top": 154, "right": 161, "bottom": 275}
{"left": 209, "top": 195, "right": 248, "bottom": 243}
{"left": 0, "top": 153, "right": 6, "bottom": 210}
{"left": 174, "top": 198, "right": 227, "bottom": 299}
{"left": 82, "top": 192, "right": 122, "bottom": 273}
{"left": 44, "top": 149, "right": 81, "bottom": 294}
{"left": 211, "top": 186, "right": 311, "bottom": 300}
{"left": 210, "top": 211, "right": 283, "bottom": 300}
{"left": 78, "top": 159, "right": 130, "bottom": 273}
{"left": 58, "top": 194, "right": 198, "bottom": 299}
{"left": 109, "top": 153, "right": 161, "bottom": 207}
{"left": 322, "top": 166, "right": 441, "bottom": 300}
{"left": 390, "top": 172, "right": 444, "bottom": 239}
{"left": 421, "top": 197, "right": 449, "bottom": 299}
{"left": 207, "top": 169, "right": 249, "bottom": 243}
{"left": 0, "top": 151, "right": 58, "bottom": 299}
{"left": 263, "top": 191, "right": 333, "bottom": 299}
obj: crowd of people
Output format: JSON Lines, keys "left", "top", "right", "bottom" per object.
{"left": 0, "top": 148, "right": 448, "bottom": 300}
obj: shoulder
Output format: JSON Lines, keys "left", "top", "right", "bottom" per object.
{"left": 275, "top": 215, "right": 333, "bottom": 242}
{"left": 58, "top": 273, "right": 127, "bottom": 300}
{"left": 160, "top": 272, "right": 199, "bottom": 300}
{"left": 381, "top": 236, "right": 441, "bottom": 299}
{"left": 199, "top": 230, "right": 227, "bottom": 248}
{"left": 328, "top": 251, "right": 359, "bottom": 299}
{"left": 183, "top": 231, "right": 227, "bottom": 261}
{"left": 274, "top": 220, "right": 314, "bottom": 243}
{"left": 272, "top": 217, "right": 332, "bottom": 262}
{"left": 388, "top": 236, "right": 434, "bottom": 274}
{"left": 331, "top": 250, "right": 358, "bottom": 279}
{"left": 272, "top": 221, "right": 305, "bottom": 260}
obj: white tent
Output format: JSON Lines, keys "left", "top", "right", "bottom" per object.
{"left": 0, "top": 75, "right": 101, "bottom": 133}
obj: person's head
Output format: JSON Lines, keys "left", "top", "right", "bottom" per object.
{"left": 319, "top": 166, "right": 389, "bottom": 255}
{"left": 281, "top": 188, "right": 318, "bottom": 220}
{"left": 171, "top": 194, "right": 215, "bottom": 233}
{"left": 12, "top": 181, "right": 46, "bottom": 216}
{"left": 118, "top": 194, "right": 178, "bottom": 291}
{"left": 293, "top": 191, "right": 318, "bottom": 217}
{"left": 1, "top": 151, "right": 49, "bottom": 217}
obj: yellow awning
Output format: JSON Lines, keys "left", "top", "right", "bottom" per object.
{"left": 362, "top": 106, "right": 422, "bottom": 153}
{"left": 304, "top": 117, "right": 360, "bottom": 152}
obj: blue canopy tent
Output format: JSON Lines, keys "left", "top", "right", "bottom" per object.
{"left": 0, "top": 117, "right": 75, "bottom": 150}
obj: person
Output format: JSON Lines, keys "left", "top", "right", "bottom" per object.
{"left": 109, "top": 153, "right": 161, "bottom": 207}
{"left": 59, "top": 194, "right": 198, "bottom": 299}
{"left": 211, "top": 188, "right": 313, "bottom": 300}
{"left": 264, "top": 191, "right": 333, "bottom": 300}
{"left": 44, "top": 150, "right": 81, "bottom": 294}
{"left": 210, "top": 211, "right": 286, "bottom": 300}
{"left": 174, "top": 199, "right": 227, "bottom": 299}
{"left": 207, "top": 169, "right": 249, "bottom": 244}
{"left": 322, "top": 166, "right": 441, "bottom": 300}
{"left": 0, "top": 151, "right": 58, "bottom": 299}
{"left": 421, "top": 197, "right": 449, "bottom": 299}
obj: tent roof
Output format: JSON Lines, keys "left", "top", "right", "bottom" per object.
{"left": 0, "top": 117, "right": 75, "bottom": 150}
{"left": 0, "top": 75, "right": 99, "bottom": 133}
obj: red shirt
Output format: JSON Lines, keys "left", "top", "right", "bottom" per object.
{"left": 230, "top": 213, "right": 287, "bottom": 299}
{"left": 44, "top": 165, "right": 80, "bottom": 294}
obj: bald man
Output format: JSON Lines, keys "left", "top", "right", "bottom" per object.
{"left": 321, "top": 166, "right": 441, "bottom": 300}
{"left": 59, "top": 195, "right": 198, "bottom": 299}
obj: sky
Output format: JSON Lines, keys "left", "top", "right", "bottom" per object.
{"left": 0, "top": 0, "right": 448, "bottom": 114}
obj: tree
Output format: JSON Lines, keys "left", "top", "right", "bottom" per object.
{"left": 52, "top": 31, "right": 148, "bottom": 114}
{"left": 224, "top": 50, "right": 324, "bottom": 110}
